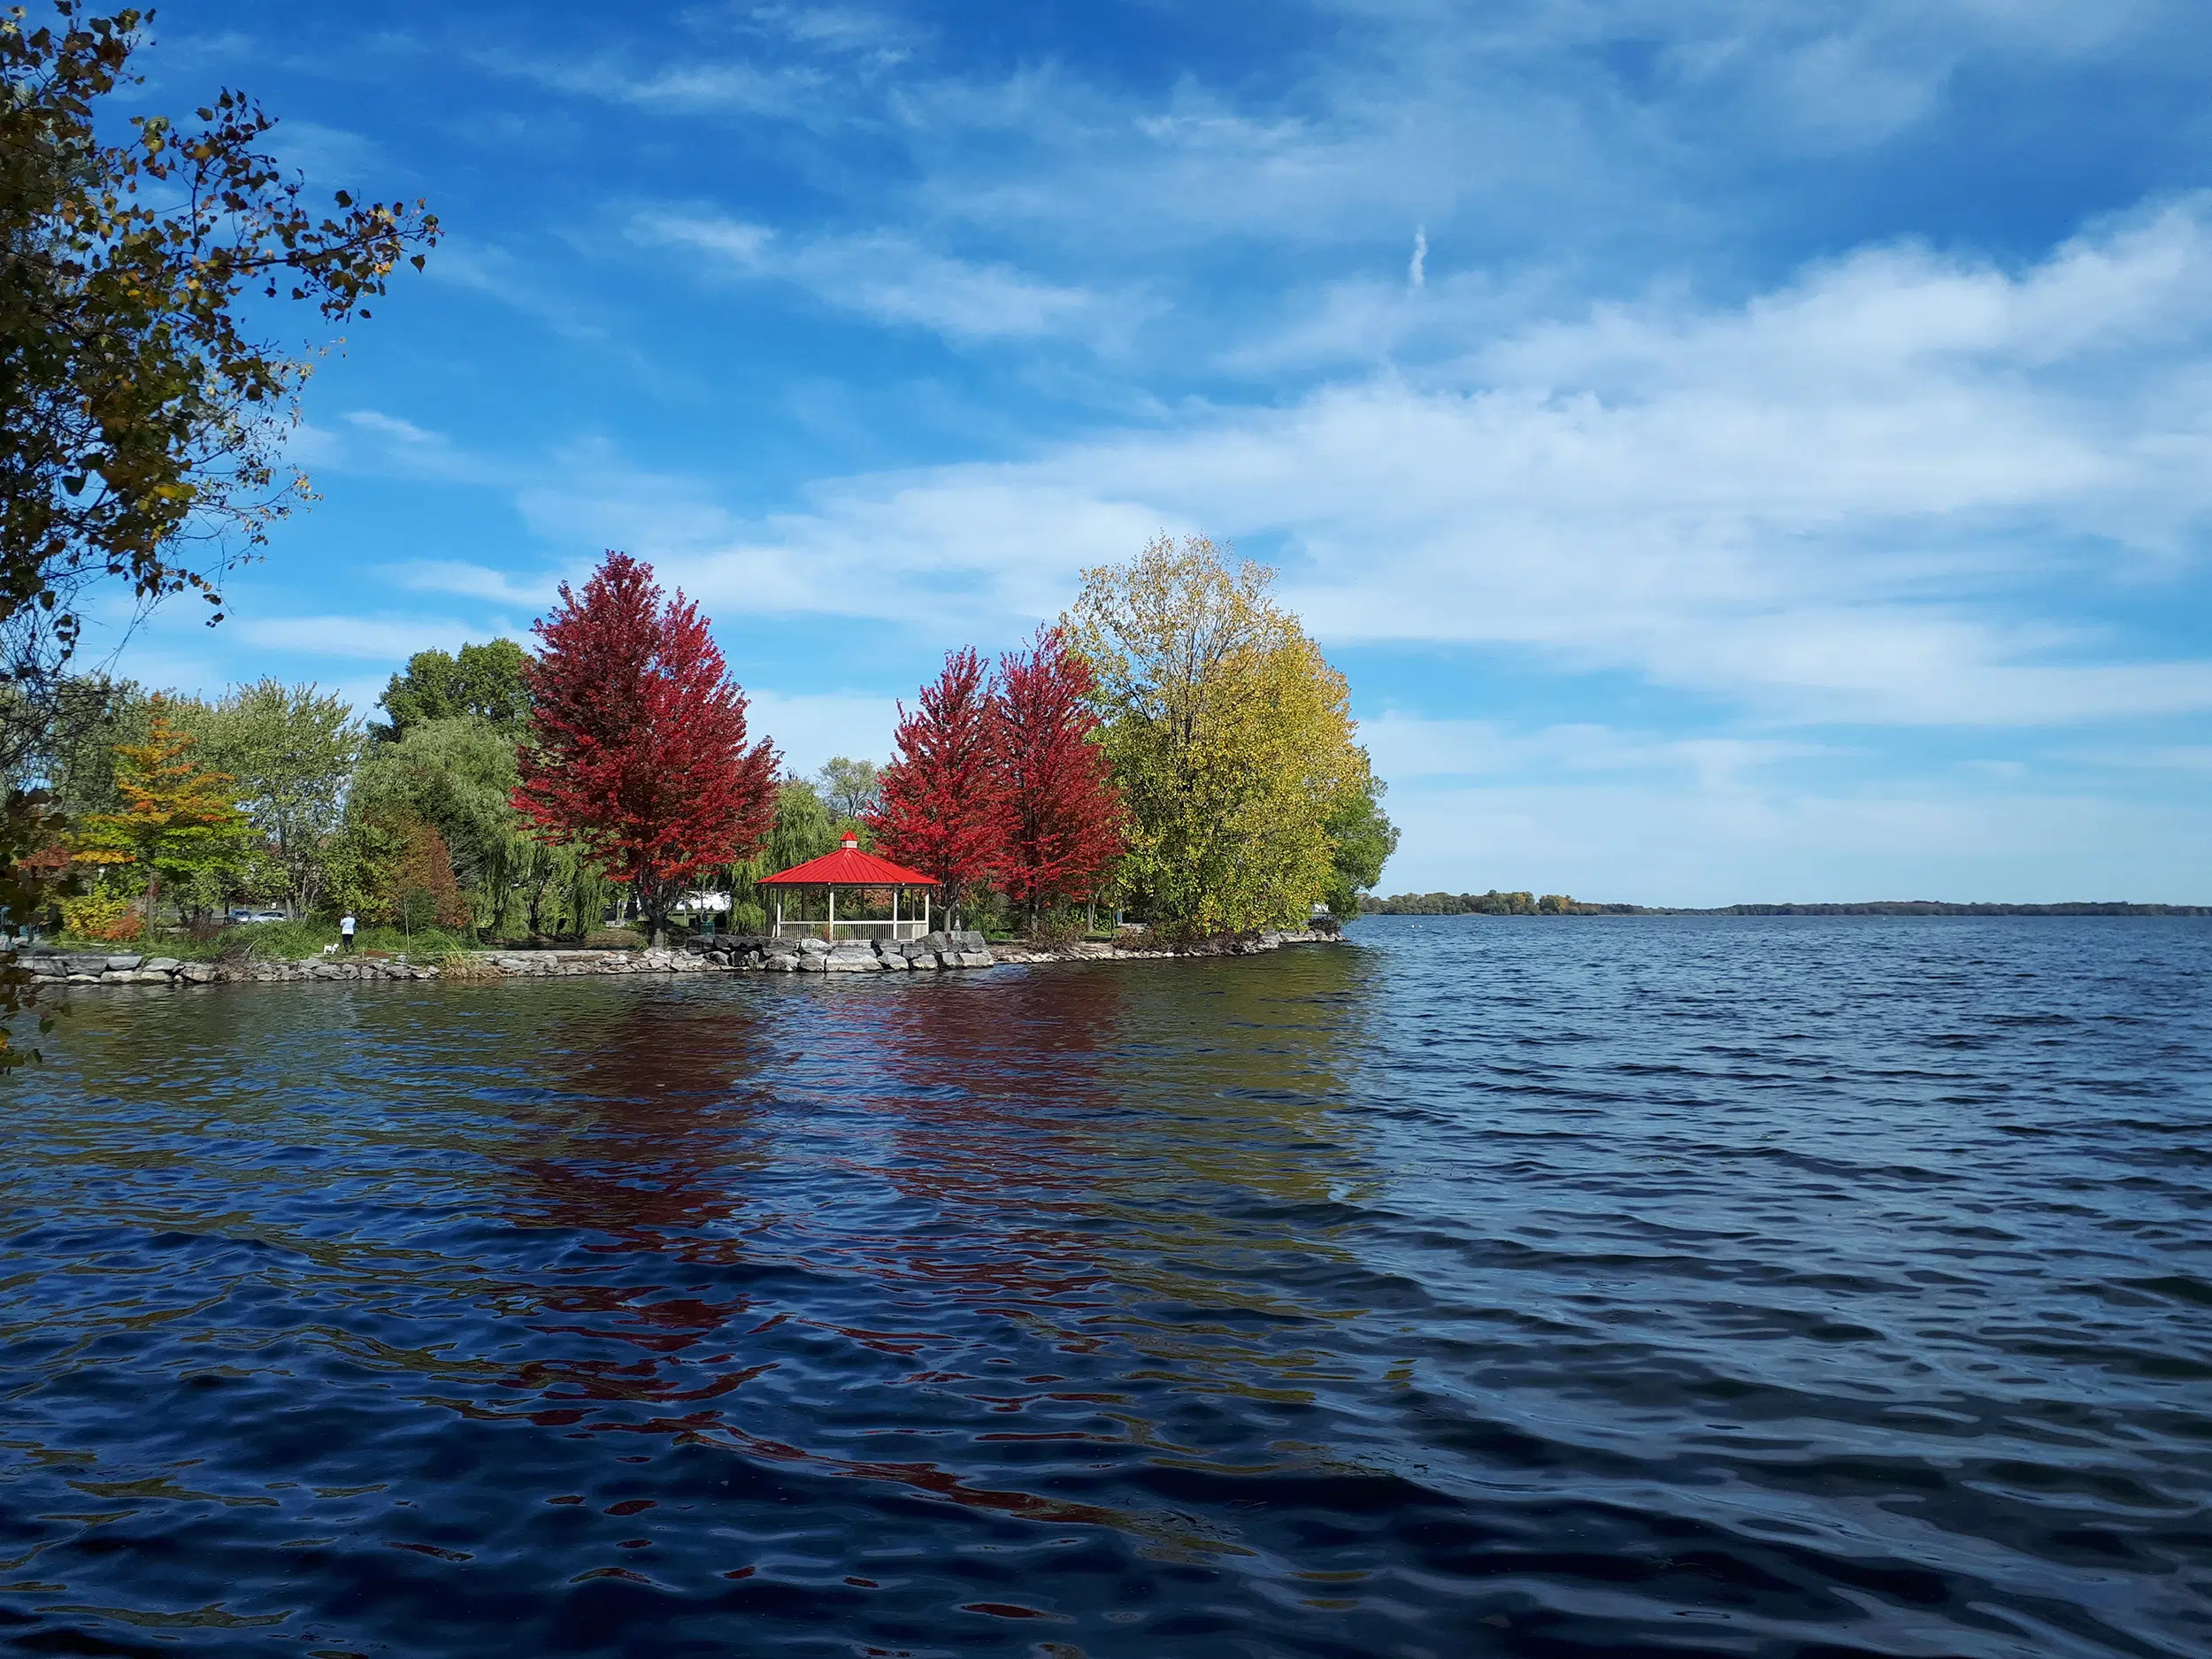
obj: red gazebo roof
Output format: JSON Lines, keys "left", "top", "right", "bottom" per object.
{"left": 759, "top": 834, "right": 939, "bottom": 887}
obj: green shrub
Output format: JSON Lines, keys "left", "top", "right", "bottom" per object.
{"left": 1025, "top": 911, "right": 1085, "bottom": 951}
{"left": 59, "top": 884, "right": 141, "bottom": 941}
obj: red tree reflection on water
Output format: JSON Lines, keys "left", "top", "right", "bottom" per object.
{"left": 429, "top": 963, "right": 1372, "bottom": 1556}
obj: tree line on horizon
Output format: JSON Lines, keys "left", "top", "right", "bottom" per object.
{"left": 1362, "top": 890, "right": 1595, "bottom": 916}
{"left": 1358, "top": 894, "right": 2209, "bottom": 917}
{"left": 19, "top": 537, "right": 1398, "bottom": 949}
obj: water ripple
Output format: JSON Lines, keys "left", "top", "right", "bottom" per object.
{"left": 3, "top": 916, "right": 2208, "bottom": 1656}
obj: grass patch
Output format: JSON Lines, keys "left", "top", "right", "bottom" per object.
{"left": 579, "top": 927, "right": 646, "bottom": 949}
{"left": 46, "top": 921, "right": 479, "bottom": 962}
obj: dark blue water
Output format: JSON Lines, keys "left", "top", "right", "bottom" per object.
{"left": 4, "top": 917, "right": 2208, "bottom": 1657}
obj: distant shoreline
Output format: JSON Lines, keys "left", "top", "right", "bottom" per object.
{"left": 1363, "top": 899, "right": 2212, "bottom": 918}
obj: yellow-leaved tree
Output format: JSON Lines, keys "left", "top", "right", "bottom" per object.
{"left": 1064, "top": 534, "right": 1380, "bottom": 937}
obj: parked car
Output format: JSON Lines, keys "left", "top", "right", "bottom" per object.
{"left": 227, "top": 907, "right": 289, "bottom": 925}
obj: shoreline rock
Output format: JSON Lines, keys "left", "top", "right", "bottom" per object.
{"left": 988, "top": 925, "right": 1344, "bottom": 964}
{"left": 12, "top": 924, "right": 1344, "bottom": 991}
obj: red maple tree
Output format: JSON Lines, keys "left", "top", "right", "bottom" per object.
{"left": 993, "top": 626, "right": 1125, "bottom": 927}
{"left": 514, "top": 551, "right": 779, "bottom": 944}
{"left": 867, "top": 647, "right": 1004, "bottom": 926}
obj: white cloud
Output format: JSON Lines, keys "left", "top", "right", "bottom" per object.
{"left": 1363, "top": 713, "right": 1827, "bottom": 786}
{"left": 343, "top": 410, "right": 443, "bottom": 446}
{"left": 741, "top": 3, "right": 915, "bottom": 65}
{"left": 230, "top": 615, "right": 485, "bottom": 661}
{"left": 264, "top": 119, "right": 383, "bottom": 183}
{"left": 478, "top": 45, "right": 826, "bottom": 120}
{"left": 527, "top": 199, "right": 2212, "bottom": 728}
{"left": 386, "top": 561, "right": 564, "bottom": 608}
{"left": 631, "top": 211, "right": 1128, "bottom": 343}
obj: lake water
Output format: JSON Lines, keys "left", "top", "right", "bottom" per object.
{"left": 4, "top": 917, "right": 2208, "bottom": 1658}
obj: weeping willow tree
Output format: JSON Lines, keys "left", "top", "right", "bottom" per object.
{"left": 726, "top": 777, "right": 837, "bottom": 933}
{"left": 564, "top": 861, "right": 621, "bottom": 939}
{"left": 511, "top": 836, "right": 617, "bottom": 941}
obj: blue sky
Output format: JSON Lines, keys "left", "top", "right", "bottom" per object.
{"left": 89, "top": 0, "right": 2212, "bottom": 903}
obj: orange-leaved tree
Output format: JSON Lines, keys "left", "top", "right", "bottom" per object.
{"left": 383, "top": 816, "right": 469, "bottom": 937}
{"left": 71, "top": 697, "right": 249, "bottom": 937}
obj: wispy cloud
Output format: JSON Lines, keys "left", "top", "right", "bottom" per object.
{"left": 230, "top": 615, "right": 487, "bottom": 661}
{"left": 1363, "top": 714, "right": 1829, "bottom": 786}
{"left": 263, "top": 119, "right": 384, "bottom": 183}
{"left": 541, "top": 198, "right": 2212, "bottom": 727}
{"left": 343, "top": 410, "right": 442, "bottom": 446}
{"left": 474, "top": 42, "right": 828, "bottom": 120}
{"left": 427, "top": 238, "right": 620, "bottom": 349}
{"left": 631, "top": 211, "right": 1131, "bottom": 344}
{"left": 383, "top": 562, "right": 564, "bottom": 609}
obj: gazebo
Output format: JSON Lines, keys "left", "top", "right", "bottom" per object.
{"left": 757, "top": 833, "right": 940, "bottom": 942}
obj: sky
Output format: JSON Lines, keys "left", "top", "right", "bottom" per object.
{"left": 83, "top": 0, "right": 2212, "bottom": 904}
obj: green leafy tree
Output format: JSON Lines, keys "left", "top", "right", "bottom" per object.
{"left": 0, "top": 792, "right": 72, "bottom": 1065}
{"left": 317, "top": 808, "right": 402, "bottom": 924}
{"left": 815, "top": 756, "right": 881, "bottom": 821}
{"left": 196, "top": 679, "right": 363, "bottom": 918}
{"left": 374, "top": 639, "right": 532, "bottom": 741}
{"left": 1322, "top": 777, "right": 1399, "bottom": 918}
{"left": 1064, "top": 535, "right": 1373, "bottom": 938}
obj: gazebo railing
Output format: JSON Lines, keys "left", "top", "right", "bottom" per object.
{"left": 774, "top": 918, "right": 931, "bottom": 941}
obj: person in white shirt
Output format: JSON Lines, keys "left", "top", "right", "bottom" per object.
{"left": 339, "top": 912, "right": 357, "bottom": 951}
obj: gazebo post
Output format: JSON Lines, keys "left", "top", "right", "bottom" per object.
{"left": 826, "top": 884, "right": 835, "bottom": 941}
{"left": 775, "top": 893, "right": 783, "bottom": 936}
{"left": 892, "top": 887, "right": 900, "bottom": 938}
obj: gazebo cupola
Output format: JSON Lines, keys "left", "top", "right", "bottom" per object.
{"left": 757, "top": 833, "right": 939, "bottom": 941}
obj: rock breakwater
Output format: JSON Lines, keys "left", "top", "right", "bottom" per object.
{"left": 16, "top": 949, "right": 440, "bottom": 987}
{"left": 712, "top": 931, "right": 1000, "bottom": 972}
{"left": 12, "top": 930, "right": 1003, "bottom": 989}
{"left": 991, "top": 925, "right": 1342, "bottom": 964}
{"left": 15, "top": 926, "right": 1342, "bottom": 991}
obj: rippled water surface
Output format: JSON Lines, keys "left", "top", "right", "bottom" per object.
{"left": 4, "top": 917, "right": 2210, "bottom": 1657}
